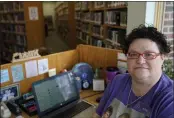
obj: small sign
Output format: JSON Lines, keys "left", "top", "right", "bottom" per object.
{"left": 12, "top": 49, "right": 41, "bottom": 63}
{"left": 118, "top": 52, "right": 127, "bottom": 60}
{"left": 25, "top": 60, "right": 38, "bottom": 78}
{"left": 38, "top": 58, "right": 49, "bottom": 75}
{"left": 11, "top": 64, "right": 24, "bottom": 82}
{"left": 29, "top": 7, "right": 39, "bottom": 20}
{"left": 0, "top": 69, "right": 10, "bottom": 83}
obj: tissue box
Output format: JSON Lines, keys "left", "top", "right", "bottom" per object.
{"left": 93, "top": 79, "right": 105, "bottom": 91}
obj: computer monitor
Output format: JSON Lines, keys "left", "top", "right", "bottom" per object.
{"left": 32, "top": 71, "right": 80, "bottom": 117}
{"left": 0, "top": 83, "right": 20, "bottom": 102}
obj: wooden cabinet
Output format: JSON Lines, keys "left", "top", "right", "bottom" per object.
{"left": 0, "top": 1, "right": 45, "bottom": 64}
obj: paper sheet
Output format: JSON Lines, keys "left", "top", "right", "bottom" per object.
{"left": 25, "top": 60, "right": 38, "bottom": 78}
{"left": 117, "top": 61, "right": 128, "bottom": 73}
{"left": 38, "top": 58, "right": 49, "bottom": 75}
{"left": 0, "top": 69, "right": 9, "bottom": 83}
{"left": 118, "top": 52, "right": 127, "bottom": 60}
{"left": 11, "top": 64, "right": 24, "bottom": 82}
{"left": 29, "top": 7, "right": 38, "bottom": 20}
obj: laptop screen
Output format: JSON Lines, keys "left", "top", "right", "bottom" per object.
{"left": 32, "top": 71, "right": 80, "bottom": 116}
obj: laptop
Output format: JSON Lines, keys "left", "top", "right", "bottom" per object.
{"left": 32, "top": 71, "right": 93, "bottom": 118}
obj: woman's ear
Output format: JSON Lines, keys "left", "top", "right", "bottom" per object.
{"left": 161, "top": 54, "right": 166, "bottom": 61}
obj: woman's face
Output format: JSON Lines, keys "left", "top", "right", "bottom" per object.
{"left": 103, "top": 111, "right": 110, "bottom": 118}
{"left": 127, "top": 39, "right": 164, "bottom": 83}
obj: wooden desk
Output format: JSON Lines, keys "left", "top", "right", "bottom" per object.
{"left": 11, "top": 90, "right": 103, "bottom": 118}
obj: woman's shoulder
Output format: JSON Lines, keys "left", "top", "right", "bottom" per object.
{"left": 112, "top": 73, "right": 131, "bottom": 83}
{"left": 109, "top": 73, "right": 131, "bottom": 88}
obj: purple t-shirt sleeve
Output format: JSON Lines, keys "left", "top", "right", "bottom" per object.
{"left": 155, "top": 88, "right": 174, "bottom": 118}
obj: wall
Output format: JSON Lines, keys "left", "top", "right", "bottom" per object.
{"left": 127, "top": 2, "right": 146, "bottom": 34}
{"left": 162, "top": 2, "right": 174, "bottom": 59}
{"left": 127, "top": 2, "right": 156, "bottom": 34}
{"left": 42, "top": 2, "right": 56, "bottom": 29}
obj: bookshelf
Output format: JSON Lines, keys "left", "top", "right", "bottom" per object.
{"left": 74, "top": 1, "right": 127, "bottom": 49}
{"left": 0, "top": 1, "right": 45, "bottom": 64}
{"left": 55, "top": 2, "right": 76, "bottom": 49}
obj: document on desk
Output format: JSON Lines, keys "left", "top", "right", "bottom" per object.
{"left": 25, "top": 60, "right": 38, "bottom": 78}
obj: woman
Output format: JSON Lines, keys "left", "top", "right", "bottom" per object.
{"left": 93, "top": 25, "right": 173, "bottom": 118}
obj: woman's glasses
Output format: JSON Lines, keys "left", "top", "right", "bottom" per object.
{"left": 127, "top": 52, "right": 160, "bottom": 60}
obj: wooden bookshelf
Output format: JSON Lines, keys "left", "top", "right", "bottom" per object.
{"left": 104, "top": 24, "right": 127, "bottom": 29}
{"left": 55, "top": 2, "right": 76, "bottom": 49}
{"left": 74, "top": 2, "right": 128, "bottom": 48}
{"left": 0, "top": 1, "right": 45, "bottom": 64}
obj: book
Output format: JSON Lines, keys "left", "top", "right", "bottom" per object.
{"left": 120, "top": 11, "right": 127, "bottom": 27}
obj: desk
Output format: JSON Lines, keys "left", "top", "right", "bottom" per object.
{"left": 11, "top": 90, "right": 103, "bottom": 118}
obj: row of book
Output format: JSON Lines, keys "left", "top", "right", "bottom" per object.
{"left": 16, "top": 35, "right": 26, "bottom": 46}
{"left": 58, "top": 9, "right": 68, "bottom": 16}
{"left": 91, "top": 37, "right": 104, "bottom": 47}
{"left": 76, "top": 21, "right": 81, "bottom": 28}
{"left": 91, "top": 12, "right": 103, "bottom": 24}
{"left": 107, "top": 29, "right": 126, "bottom": 46}
{"left": 75, "top": 12, "right": 81, "bottom": 19}
{"left": 57, "top": 2, "right": 68, "bottom": 12}
{"left": 1, "top": 13, "right": 24, "bottom": 22}
{"left": 76, "top": 11, "right": 126, "bottom": 27}
{"left": 81, "top": 32, "right": 90, "bottom": 44}
{"left": 82, "top": 12, "right": 103, "bottom": 24}
{"left": 81, "top": 2, "right": 89, "bottom": 10}
{"left": 107, "top": 2, "right": 127, "bottom": 8}
{"left": 105, "top": 11, "right": 120, "bottom": 25}
{"left": 107, "top": 29, "right": 119, "bottom": 44}
{"left": 75, "top": 2, "right": 89, "bottom": 11}
{"left": 92, "top": 26, "right": 103, "bottom": 36}
{"left": 81, "top": 23, "right": 90, "bottom": 32}
{"left": 0, "top": 2, "right": 23, "bottom": 11}
{"left": 2, "top": 24, "right": 25, "bottom": 33}
{"left": 3, "top": 33, "right": 26, "bottom": 45}
{"left": 94, "top": 2, "right": 105, "bottom": 9}
{"left": 105, "top": 11, "right": 127, "bottom": 26}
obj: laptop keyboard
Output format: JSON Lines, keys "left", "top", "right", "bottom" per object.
{"left": 52, "top": 101, "right": 92, "bottom": 118}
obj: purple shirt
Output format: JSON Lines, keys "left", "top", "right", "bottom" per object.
{"left": 96, "top": 73, "right": 174, "bottom": 118}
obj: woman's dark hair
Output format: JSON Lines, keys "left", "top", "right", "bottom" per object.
{"left": 122, "top": 24, "right": 171, "bottom": 55}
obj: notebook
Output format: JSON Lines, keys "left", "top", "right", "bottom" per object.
{"left": 32, "top": 71, "right": 93, "bottom": 118}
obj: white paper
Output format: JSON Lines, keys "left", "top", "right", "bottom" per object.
{"left": 0, "top": 69, "right": 9, "bottom": 83}
{"left": 117, "top": 61, "right": 128, "bottom": 73}
{"left": 11, "top": 64, "right": 24, "bottom": 82}
{"left": 117, "top": 61, "right": 127, "bottom": 68}
{"left": 93, "top": 79, "right": 105, "bottom": 91}
{"left": 118, "top": 52, "right": 127, "bottom": 60}
{"left": 25, "top": 60, "right": 38, "bottom": 78}
{"left": 38, "top": 58, "right": 49, "bottom": 75}
{"left": 29, "top": 7, "right": 38, "bottom": 20}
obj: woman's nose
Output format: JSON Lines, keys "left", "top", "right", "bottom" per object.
{"left": 136, "top": 55, "right": 146, "bottom": 64}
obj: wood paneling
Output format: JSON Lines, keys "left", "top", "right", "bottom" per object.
{"left": 77, "top": 44, "right": 123, "bottom": 69}
{"left": 1, "top": 45, "right": 125, "bottom": 94}
{"left": 1, "top": 50, "right": 78, "bottom": 94}
{"left": 24, "top": 2, "right": 45, "bottom": 50}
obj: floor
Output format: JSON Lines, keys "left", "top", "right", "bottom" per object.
{"left": 45, "top": 30, "right": 70, "bottom": 53}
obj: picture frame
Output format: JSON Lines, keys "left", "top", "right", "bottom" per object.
{"left": 0, "top": 83, "right": 20, "bottom": 102}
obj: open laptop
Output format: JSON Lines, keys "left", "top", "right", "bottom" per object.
{"left": 32, "top": 71, "right": 93, "bottom": 118}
